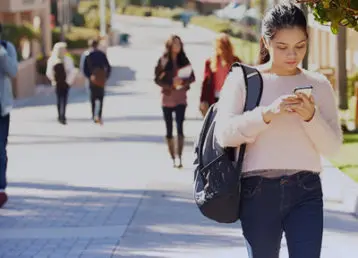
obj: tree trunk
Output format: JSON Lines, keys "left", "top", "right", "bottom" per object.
{"left": 337, "top": 26, "right": 348, "bottom": 110}
{"left": 57, "top": 0, "right": 65, "bottom": 41}
{"left": 260, "top": 0, "right": 266, "bottom": 14}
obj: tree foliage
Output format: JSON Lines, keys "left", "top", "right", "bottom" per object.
{"left": 297, "top": 0, "right": 358, "bottom": 34}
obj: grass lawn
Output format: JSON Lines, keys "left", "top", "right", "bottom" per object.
{"left": 330, "top": 132, "right": 358, "bottom": 182}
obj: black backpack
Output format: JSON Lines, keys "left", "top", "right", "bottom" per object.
{"left": 0, "top": 40, "right": 7, "bottom": 49}
{"left": 193, "top": 63, "right": 263, "bottom": 223}
{"left": 53, "top": 62, "right": 67, "bottom": 84}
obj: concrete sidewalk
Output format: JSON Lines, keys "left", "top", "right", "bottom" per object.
{"left": 0, "top": 15, "right": 357, "bottom": 258}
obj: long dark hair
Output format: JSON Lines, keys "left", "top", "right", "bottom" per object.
{"left": 162, "top": 35, "right": 190, "bottom": 70}
{"left": 258, "top": 2, "right": 308, "bottom": 65}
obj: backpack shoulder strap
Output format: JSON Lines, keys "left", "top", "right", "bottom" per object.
{"left": 226, "top": 62, "right": 263, "bottom": 166}
{"left": 230, "top": 62, "right": 263, "bottom": 112}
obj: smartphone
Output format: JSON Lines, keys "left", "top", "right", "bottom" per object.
{"left": 293, "top": 85, "right": 313, "bottom": 96}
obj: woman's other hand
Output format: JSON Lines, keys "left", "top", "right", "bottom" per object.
{"left": 262, "top": 94, "right": 302, "bottom": 123}
{"left": 173, "top": 77, "right": 183, "bottom": 88}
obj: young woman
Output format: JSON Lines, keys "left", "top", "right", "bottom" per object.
{"left": 199, "top": 33, "right": 242, "bottom": 116}
{"left": 46, "top": 42, "right": 76, "bottom": 125}
{"left": 215, "top": 3, "right": 342, "bottom": 258}
{"left": 154, "top": 35, "right": 195, "bottom": 168}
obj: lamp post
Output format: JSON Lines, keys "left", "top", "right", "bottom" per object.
{"left": 109, "top": 0, "right": 116, "bottom": 29}
{"left": 57, "top": 0, "right": 65, "bottom": 41}
{"left": 100, "top": 0, "right": 106, "bottom": 37}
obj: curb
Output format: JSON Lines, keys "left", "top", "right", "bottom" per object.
{"left": 322, "top": 158, "right": 358, "bottom": 217}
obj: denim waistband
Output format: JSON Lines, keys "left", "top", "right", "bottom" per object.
{"left": 242, "top": 169, "right": 318, "bottom": 179}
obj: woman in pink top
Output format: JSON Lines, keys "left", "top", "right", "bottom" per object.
{"left": 154, "top": 35, "right": 195, "bottom": 168}
{"left": 215, "top": 3, "right": 342, "bottom": 258}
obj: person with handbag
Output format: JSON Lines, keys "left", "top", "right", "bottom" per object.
{"left": 83, "top": 39, "right": 111, "bottom": 125}
{"left": 154, "top": 35, "right": 195, "bottom": 168}
{"left": 199, "top": 33, "right": 242, "bottom": 117}
{"left": 46, "top": 42, "right": 76, "bottom": 125}
{"left": 214, "top": 3, "right": 342, "bottom": 257}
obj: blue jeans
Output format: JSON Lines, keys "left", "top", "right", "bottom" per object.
{"left": 240, "top": 171, "right": 323, "bottom": 258}
{"left": 0, "top": 115, "right": 9, "bottom": 190}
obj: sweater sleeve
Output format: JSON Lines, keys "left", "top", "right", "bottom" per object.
{"left": 154, "top": 57, "right": 171, "bottom": 88}
{"left": 46, "top": 58, "right": 55, "bottom": 82}
{"left": 301, "top": 75, "right": 343, "bottom": 158}
{"left": 215, "top": 66, "right": 269, "bottom": 147}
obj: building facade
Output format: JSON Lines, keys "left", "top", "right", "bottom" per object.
{"left": 0, "top": 0, "right": 52, "bottom": 99}
{"left": 308, "top": 14, "right": 358, "bottom": 91}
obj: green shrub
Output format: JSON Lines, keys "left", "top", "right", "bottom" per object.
{"left": 52, "top": 27, "right": 99, "bottom": 49}
{"left": 120, "top": 5, "right": 184, "bottom": 18}
{"left": 77, "top": 1, "right": 111, "bottom": 30}
{"left": 68, "top": 53, "right": 81, "bottom": 68}
{"left": 78, "top": 1, "right": 98, "bottom": 14}
{"left": 72, "top": 12, "right": 86, "bottom": 27}
{"left": 191, "top": 15, "right": 232, "bottom": 34}
{"left": 85, "top": 8, "right": 111, "bottom": 30}
{"left": 2, "top": 23, "right": 39, "bottom": 61}
{"left": 121, "top": 5, "right": 147, "bottom": 16}
{"left": 116, "top": 0, "right": 185, "bottom": 7}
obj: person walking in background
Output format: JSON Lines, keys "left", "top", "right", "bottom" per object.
{"left": 199, "top": 33, "right": 241, "bottom": 117}
{"left": 83, "top": 39, "right": 111, "bottom": 125}
{"left": 154, "top": 35, "right": 195, "bottom": 168}
{"left": 215, "top": 3, "right": 342, "bottom": 257}
{"left": 79, "top": 40, "right": 95, "bottom": 96}
{"left": 46, "top": 42, "right": 76, "bottom": 125}
{"left": 0, "top": 24, "right": 18, "bottom": 208}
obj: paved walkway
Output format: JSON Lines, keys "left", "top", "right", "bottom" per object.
{"left": 0, "top": 16, "right": 357, "bottom": 258}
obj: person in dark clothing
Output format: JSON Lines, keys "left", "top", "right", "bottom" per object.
{"left": 46, "top": 42, "right": 76, "bottom": 125}
{"left": 83, "top": 40, "right": 111, "bottom": 124}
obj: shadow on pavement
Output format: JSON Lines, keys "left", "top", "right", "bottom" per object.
{"left": 9, "top": 133, "right": 196, "bottom": 146}
{"left": 2, "top": 181, "right": 358, "bottom": 257}
{"left": 324, "top": 209, "right": 358, "bottom": 233}
{"left": 107, "top": 65, "right": 136, "bottom": 86}
{"left": 1, "top": 181, "right": 244, "bottom": 257}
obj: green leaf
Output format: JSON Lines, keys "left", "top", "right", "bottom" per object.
{"left": 331, "top": 22, "right": 339, "bottom": 34}
{"left": 322, "top": 0, "right": 330, "bottom": 8}
{"left": 350, "top": 0, "right": 358, "bottom": 10}
{"left": 341, "top": 18, "right": 349, "bottom": 26}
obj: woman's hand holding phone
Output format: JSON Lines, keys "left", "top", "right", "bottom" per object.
{"left": 291, "top": 92, "right": 316, "bottom": 122}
